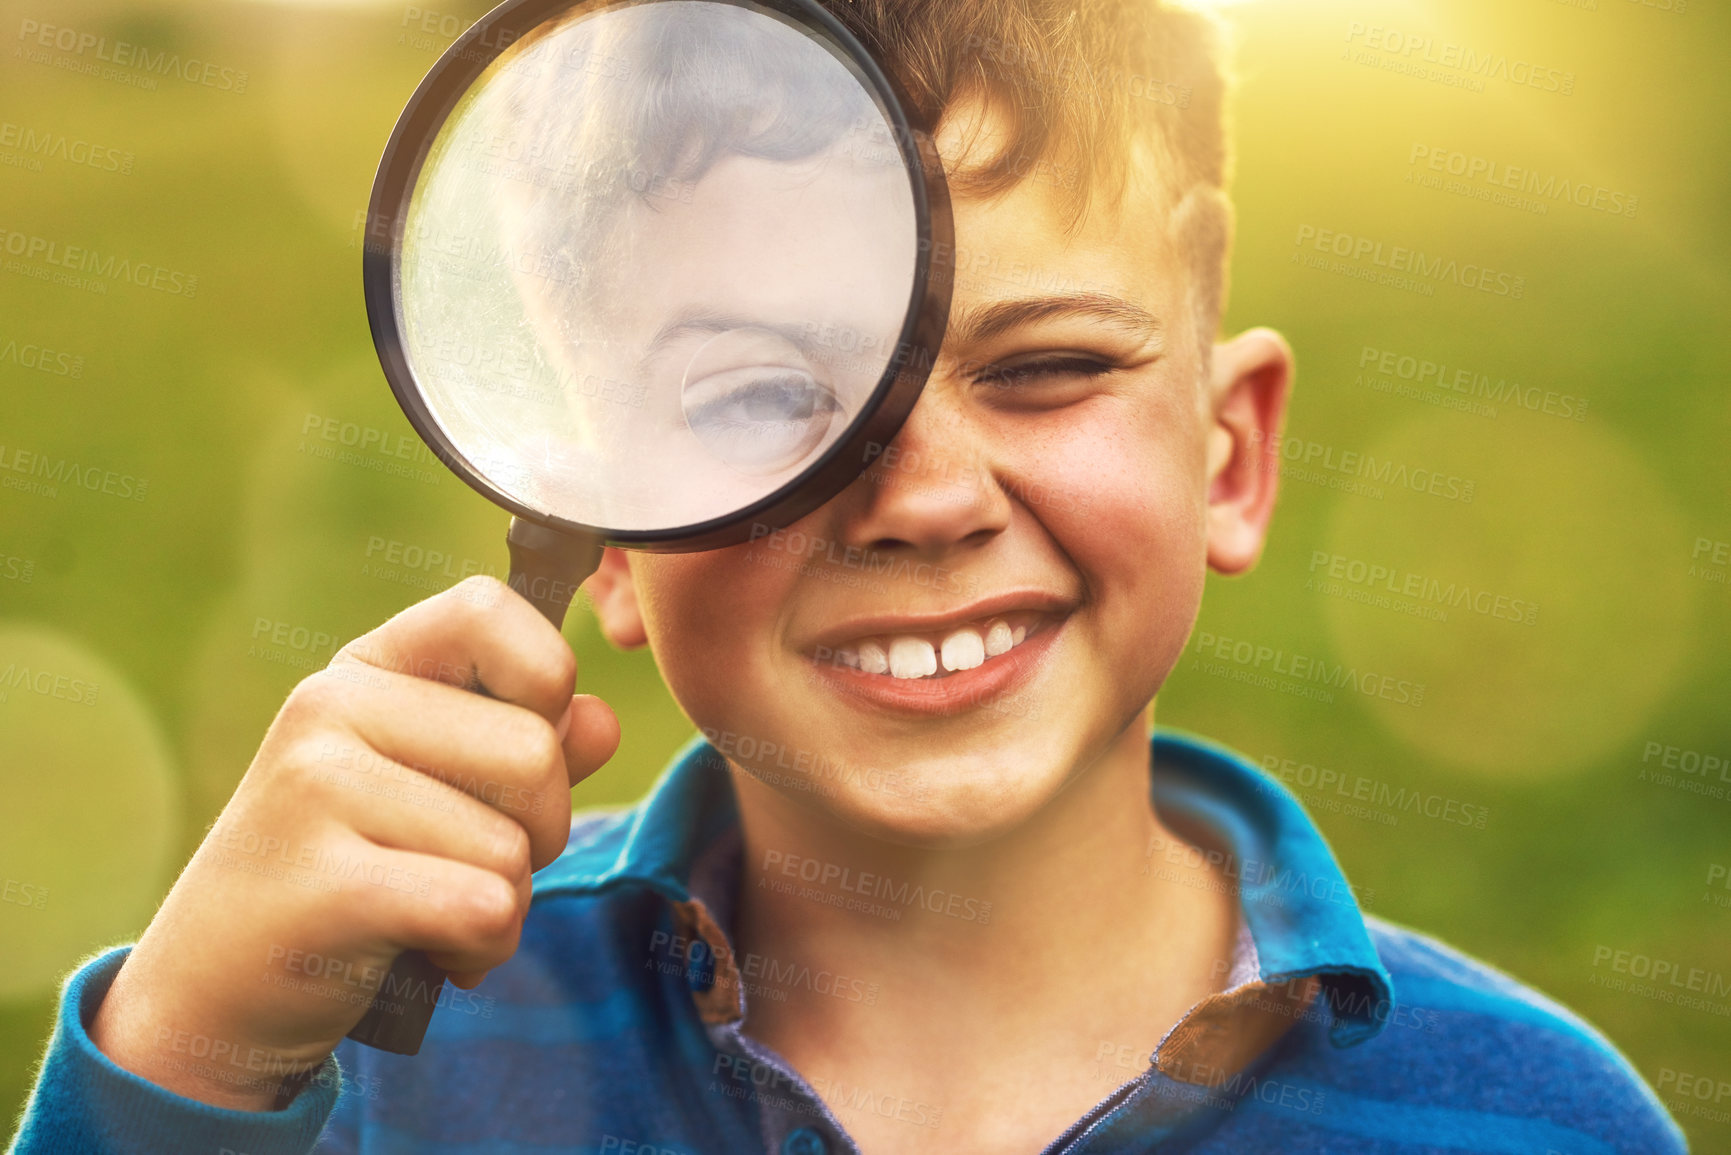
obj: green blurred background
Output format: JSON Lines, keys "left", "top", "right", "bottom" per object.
{"left": 1, "top": 0, "right": 1727, "bottom": 1145}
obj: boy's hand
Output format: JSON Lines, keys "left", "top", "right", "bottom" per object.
{"left": 88, "top": 577, "right": 620, "bottom": 1111}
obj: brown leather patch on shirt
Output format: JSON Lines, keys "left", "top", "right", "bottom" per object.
{"left": 1155, "top": 975, "right": 1321, "bottom": 1085}
{"left": 670, "top": 898, "right": 743, "bottom": 1024}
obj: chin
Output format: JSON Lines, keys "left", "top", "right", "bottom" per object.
{"left": 768, "top": 744, "right": 1079, "bottom": 850}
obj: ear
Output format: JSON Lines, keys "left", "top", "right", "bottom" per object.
{"left": 1204, "top": 327, "right": 1294, "bottom": 575}
{"left": 583, "top": 548, "right": 648, "bottom": 648}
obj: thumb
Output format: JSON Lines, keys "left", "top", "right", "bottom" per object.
{"left": 559, "top": 694, "right": 620, "bottom": 787}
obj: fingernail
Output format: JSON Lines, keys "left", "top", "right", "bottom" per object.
{"left": 555, "top": 697, "right": 575, "bottom": 743}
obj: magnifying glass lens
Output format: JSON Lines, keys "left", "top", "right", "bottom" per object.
{"left": 390, "top": 0, "right": 924, "bottom": 537}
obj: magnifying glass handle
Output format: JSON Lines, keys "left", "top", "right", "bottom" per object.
{"left": 346, "top": 518, "right": 604, "bottom": 1055}
{"left": 503, "top": 516, "right": 606, "bottom": 629}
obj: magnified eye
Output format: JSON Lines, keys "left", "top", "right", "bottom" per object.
{"left": 682, "top": 366, "right": 839, "bottom": 474}
{"left": 679, "top": 326, "right": 843, "bottom": 475}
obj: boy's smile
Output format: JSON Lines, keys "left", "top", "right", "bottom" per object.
{"left": 798, "top": 595, "right": 1067, "bottom": 713}
{"left": 585, "top": 99, "right": 1290, "bottom": 846}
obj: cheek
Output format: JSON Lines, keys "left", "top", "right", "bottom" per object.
{"left": 1004, "top": 392, "right": 1210, "bottom": 677}
{"left": 630, "top": 549, "right": 790, "bottom": 710}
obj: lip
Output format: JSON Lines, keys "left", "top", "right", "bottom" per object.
{"left": 800, "top": 609, "right": 1067, "bottom": 718}
{"left": 801, "top": 590, "right": 1079, "bottom": 655}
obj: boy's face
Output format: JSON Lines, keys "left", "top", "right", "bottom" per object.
{"left": 586, "top": 103, "right": 1291, "bottom": 846}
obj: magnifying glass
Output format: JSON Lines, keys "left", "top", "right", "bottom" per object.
{"left": 348, "top": 0, "right": 951, "bottom": 1054}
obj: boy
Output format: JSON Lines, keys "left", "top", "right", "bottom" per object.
{"left": 9, "top": 0, "right": 1685, "bottom": 1152}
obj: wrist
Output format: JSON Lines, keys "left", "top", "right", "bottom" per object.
{"left": 89, "top": 952, "right": 315, "bottom": 1113}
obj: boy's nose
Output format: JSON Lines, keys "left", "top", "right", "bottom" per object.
{"left": 838, "top": 388, "right": 1011, "bottom": 558}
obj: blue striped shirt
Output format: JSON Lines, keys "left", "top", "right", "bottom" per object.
{"left": 10, "top": 730, "right": 1685, "bottom": 1154}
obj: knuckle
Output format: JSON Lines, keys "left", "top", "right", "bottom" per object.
{"left": 459, "top": 873, "right": 521, "bottom": 942}
{"left": 485, "top": 821, "right": 533, "bottom": 882}
{"left": 330, "top": 633, "right": 375, "bottom": 668}
{"left": 522, "top": 718, "right": 563, "bottom": 773}
{"left": 463, "top": 573, "right": 509, "bottom": 598}
{"left": 541, "top": 643, "right": 577, "bottom": 699}
{"left": 278, "top": 672, "right": 346, "bottom": 729}
{"left": 500, "top": 713, "right": 561, "bottom": 778}
{"left": 451, "top": 574, "right": 508, "bottom": 614}
{"left": 275, "top": 732, "right": 343, "bottom": 792}
{"left": 426, "top": 580, "right": 487, "bottom": 641}
{"left": 524, "top": 811, "right": 567, "bottom": 873}
{"left": 330, "top": 627, "right": 403, "bottom": 680}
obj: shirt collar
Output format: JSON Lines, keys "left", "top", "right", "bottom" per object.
{"left": 1144, "top": 729, "right": 1395, "bottom": 1046}
{"left": 534, "top": 731, "right": 734, "bottom": 904}
{"left": 534, "top": 727, "right": 1395, "bottom": 1047}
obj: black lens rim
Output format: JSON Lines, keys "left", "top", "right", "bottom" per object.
{"left": 363, "top": 0, "right": 952, "bottom": 552}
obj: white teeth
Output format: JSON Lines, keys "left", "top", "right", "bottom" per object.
{"left": 940, "top": 628, "right": 985, "bottom": 672}
{"left": 858, "top": 640, "right": 889, "bottom": 675}
{"left": 887, "top": 637, "right": 938, "bottom": 679}
{"left": 833, "top": 618, "right": 1037, "bottom": 679}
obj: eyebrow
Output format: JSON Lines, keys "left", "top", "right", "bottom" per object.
{"left": 946, "top": 292, "right": 1165, "bottom": 346}
{"left": 645, "top": 309, "right": 821, "bottom": 360}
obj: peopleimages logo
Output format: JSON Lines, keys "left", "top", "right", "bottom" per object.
{"left": 1306, "top": 550, "right": 1539, "bottom": 627}
{"left": 1189, "top": 630, "right": 1426, "bottom": 708}
{"left": 647, "top": 930, "right": 881, "bottom": 1007}
{"left": 0, "top": 662, "right": 99, "bottom": 706}
{"left": 0, "top": 334, "right": 83, "bottom": 377}
{"left": 1293, "top": 224, "right": 1525, "bottom": 299}
{"left": 1407, "top": 145, "right": 1637, "bottom": 219}
{"left": 1258, "top": 754, "right": 1490, "bottom": 830}
{"left": 1248, "top": 429, "right": 1476, "bottom": 504}
{"left": 0, "top": 443, "right": 149, "bottom": 502}
{"left": 1357, "top": 345, "right": 1587, "bottom": 421}
{"left": 1142, "top": 829, "right": 1373, "bottom": 912}
{"left": 0, "top": 121, "right": 133, "bottom": 175}
{"left": 749, "top": 522, "right": 979, "bottom": 598}
{"left": 1343, "top": 23, "right": 1575, "bottom": 96}
{"left": 0, "top": 227, "right": 198, "bottom": 297}
{"left": 1590, "top": 946, "right": 1731, "bottom": 998}
{"left": 16, "top": 20, "right": 249, "bottom": 93}
{"left": 760, "top": 849, "right": 993, "bottom": 924}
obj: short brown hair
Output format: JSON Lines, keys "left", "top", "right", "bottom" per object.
{"left": 828, "top": 0, "right": 1235, "bottom": 342}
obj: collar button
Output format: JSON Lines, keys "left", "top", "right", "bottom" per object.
{"left": 781, "top": 1127, "right": 827, "bottom": 1155}
{"left": 684, "top": 941, "right": 716, "bottom": 993}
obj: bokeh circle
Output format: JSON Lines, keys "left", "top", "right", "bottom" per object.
{"left": 1320, "top": 413, "right": 1696, "bottom": 777}
{"left": 0, "top": 624, "right": 179, "bottom": 999}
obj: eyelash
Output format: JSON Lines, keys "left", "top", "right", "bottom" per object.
{"left": 971, "top": 355, "right": 1115, "bottom": 389}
